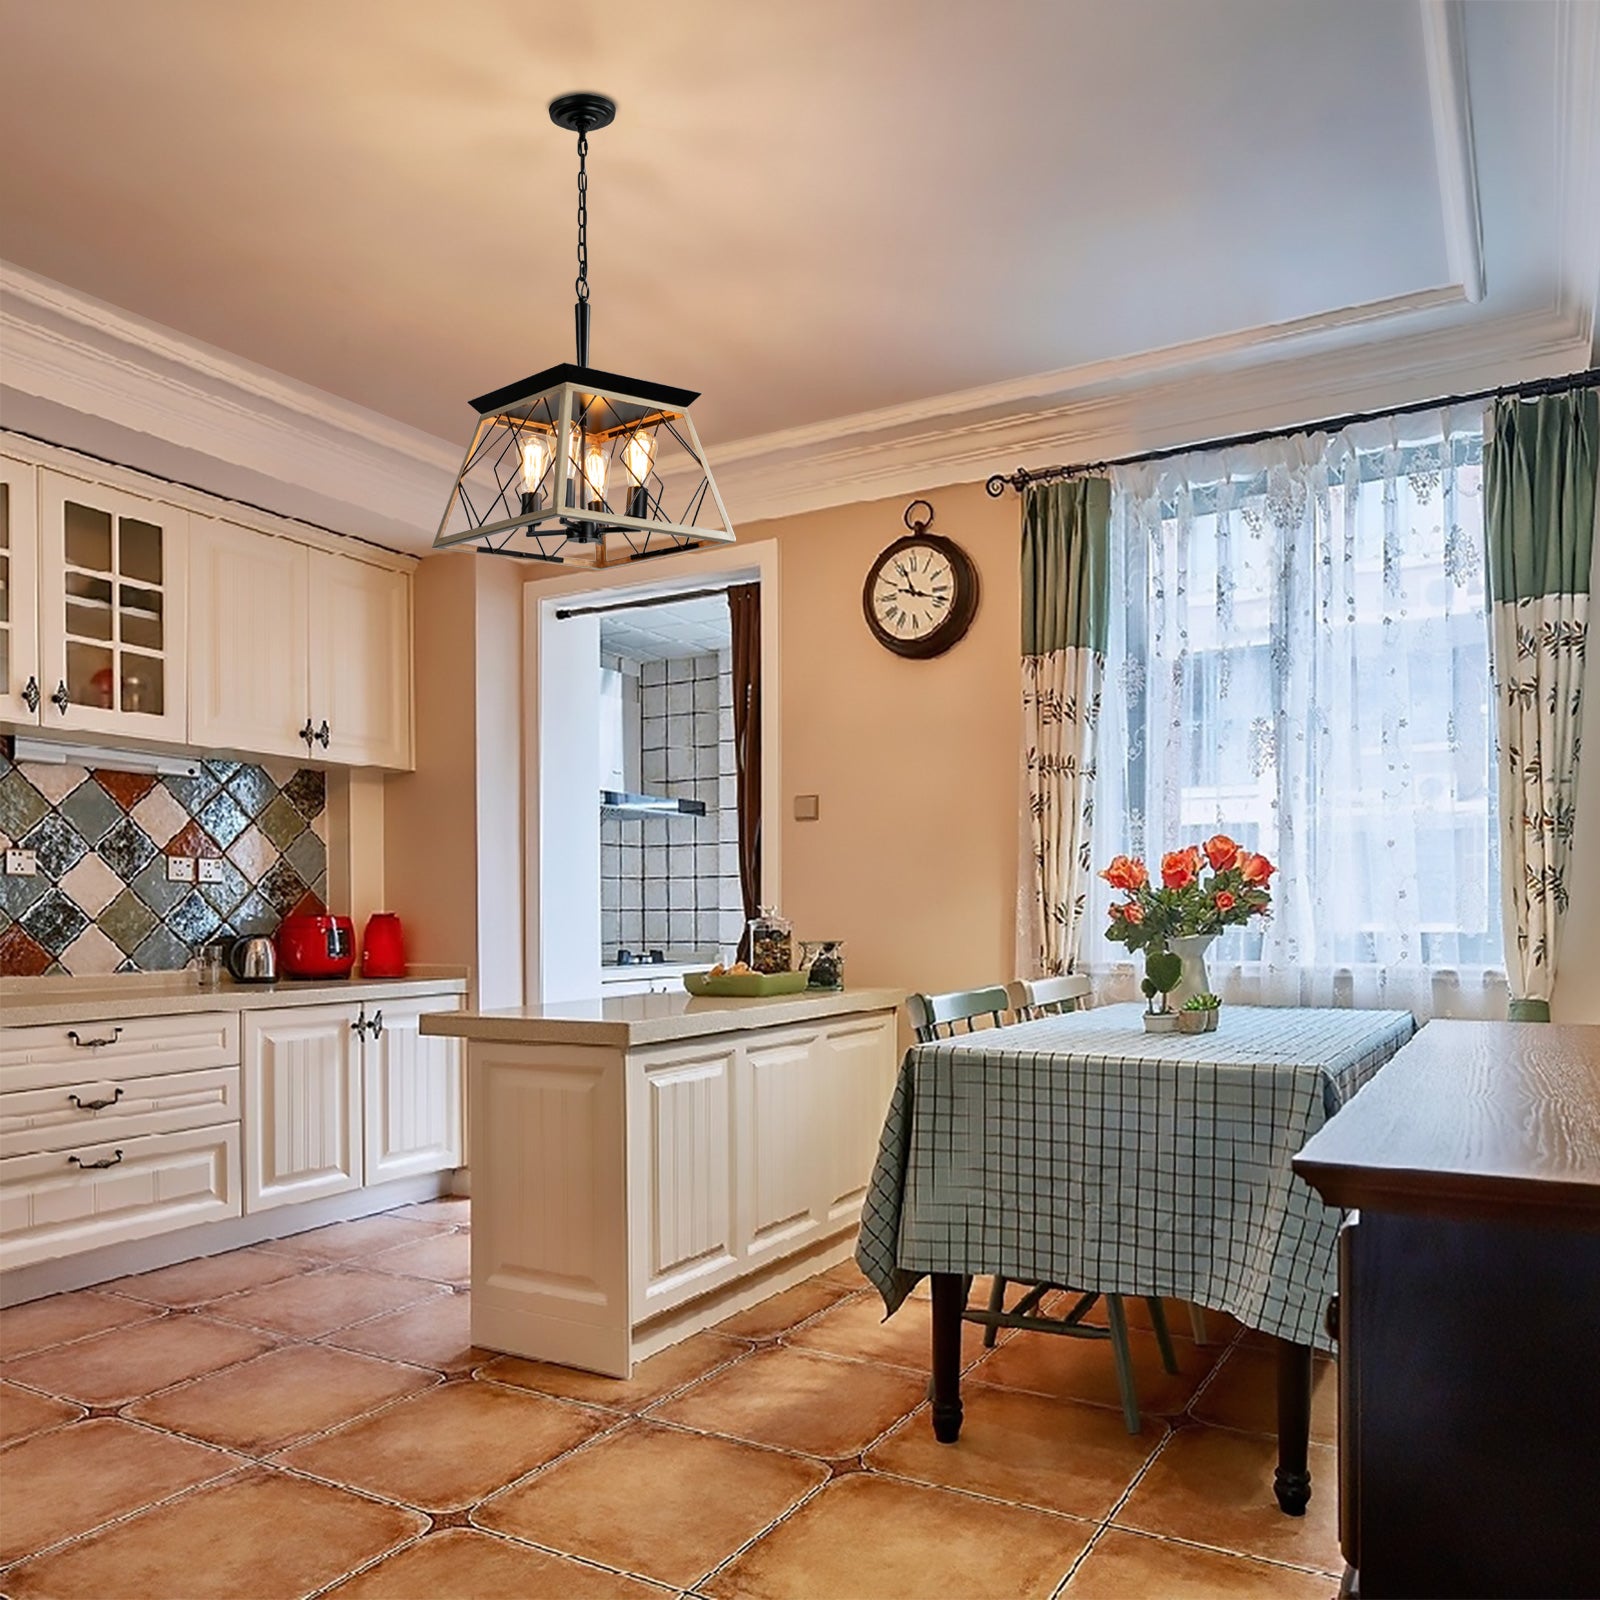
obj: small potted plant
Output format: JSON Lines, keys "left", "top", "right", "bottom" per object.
{"left": 1141, "top": 951, "right": 1182, "bottom": 1032}
{"left": 1178, "top": 993, "right": 1222, "bottom": 1033}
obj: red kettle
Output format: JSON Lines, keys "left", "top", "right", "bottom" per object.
{"left": 361, "top": 913, "right": 407, "bottom": 978}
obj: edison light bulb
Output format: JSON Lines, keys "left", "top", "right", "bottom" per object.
{"left": 623, "top": 430, "right": 655, "bottom": 487}
{"left": 584, "top": 441, "right": 609, "bottom": 508}
{"left": 519, "top": 434, "right": 551, "bottom": 515}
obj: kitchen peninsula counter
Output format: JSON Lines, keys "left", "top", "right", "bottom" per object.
{"left": 424, "top": 986, "right": 903, "bottom": 1377}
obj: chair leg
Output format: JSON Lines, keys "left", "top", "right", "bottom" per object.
{"left": 983, "top": 1275, "right": 1007, "bottom": 1348}
{"left": 1146, "top": 1297, "right": 1179, "bottom": 1374}
{"left": 1187, "top": 1302, "right": 1210, "bottom": 1346}
{"left": 1105, "top": 1294, "right": 1142, "bottom": 1434}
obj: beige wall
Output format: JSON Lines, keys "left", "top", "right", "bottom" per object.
{"left": 743, "top": 481, "right": 1022, "bottom": 996}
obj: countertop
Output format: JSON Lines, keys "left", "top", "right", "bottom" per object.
{"left": 1294, "top": 1019, "right": 1600, "bottom": 1229}
{"left": 0, "top": 969, "right": 470, "bottom": 1028}
{"left": 420, "top": 986, "right": 905, "bottom": 1048}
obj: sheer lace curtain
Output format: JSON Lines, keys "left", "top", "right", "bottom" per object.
{"left": 1087, "top": 408, "right": 1508, "bottom": 1020}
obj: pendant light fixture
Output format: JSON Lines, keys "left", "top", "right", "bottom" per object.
{"left": 434, "top": 92, "right": 736, "bottom": 565}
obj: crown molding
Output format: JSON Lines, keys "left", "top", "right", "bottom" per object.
{"left": 1420, "top": 0, "right": 1486, "bottom": 303}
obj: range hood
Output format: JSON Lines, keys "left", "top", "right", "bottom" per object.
{"left": 600, "top": 790, "right": 707, "bottom": 817}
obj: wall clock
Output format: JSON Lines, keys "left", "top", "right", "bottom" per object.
{"left": 862, "top": 500, "right": 980, "bottom": 659}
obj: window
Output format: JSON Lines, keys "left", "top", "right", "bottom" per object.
{"left": 1089, "top": 411, "right": 1505, "bottom": 1016}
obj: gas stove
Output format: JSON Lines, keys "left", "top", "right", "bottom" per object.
{"left": 612, "top": 948, "right": 667, "bottom": 966}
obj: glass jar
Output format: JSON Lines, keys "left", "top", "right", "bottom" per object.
{"left": 800, "top": 940, "right": 845, "bottom": 990}
{"left": 746, "top": 909, "right": 793, "bottom": 975}
{"left": 193, "top": 939, "right": 230, "bottom": 991}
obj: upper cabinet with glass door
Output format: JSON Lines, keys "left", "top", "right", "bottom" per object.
{"left": 36, "top": 470, "right": 188, "bottom": 743}
{"left": 0, "top": 455, "right": 42, "bottom": 724}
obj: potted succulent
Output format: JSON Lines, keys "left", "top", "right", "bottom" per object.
{"left": 1140, "top": 950, "right": 1182, "bottom": 1032}
{"left": 1178, "top": 993, "right": 1222, "bottom": 1033}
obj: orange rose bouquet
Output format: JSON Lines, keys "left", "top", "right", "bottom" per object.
{"left": 1101, "top": 834, "right": 1274, "bottom": 956}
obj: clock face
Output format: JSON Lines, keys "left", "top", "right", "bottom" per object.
{"left": 862, "top": 534, "right": 979, "bottom": 659}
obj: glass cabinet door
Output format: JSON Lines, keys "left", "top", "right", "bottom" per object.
{"left": 38, "top": 471, "right": 188, "bottom": 740}
{"left": 0, "top": 455, "right": 41, "bottom": 725}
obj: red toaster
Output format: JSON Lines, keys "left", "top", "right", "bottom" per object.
{"left": 276, "top": 914, "right": 356, "bottom": 979}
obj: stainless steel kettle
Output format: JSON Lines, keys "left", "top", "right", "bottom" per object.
{"left": 228, "top": 935, "right": 278, "bottom": 984}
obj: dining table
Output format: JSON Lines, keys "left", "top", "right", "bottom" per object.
{"left": 855, "top": 1000, "right": 1416, "bottom": 1516}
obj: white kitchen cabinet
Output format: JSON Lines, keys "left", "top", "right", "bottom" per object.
{"left": 242, "top": 1004, "right": 363, "bottom": 1211}
{"left": 363, "top": 998, "right": 463, "bottom": 1184}
{"left": 308, "top": 549, "right": 411, "bottom": 769}
{"left": 35, "top": 469, "right": 188, "bottom": 743}
{"left": 188, "top": 515, "right": 311, "bottom": 759}
{"left": 0, "top": 453, "right": 41, "bottom": 723}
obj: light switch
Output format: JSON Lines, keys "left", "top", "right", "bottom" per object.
{"left": 4, "top": 848, "right": 37, "bottom": 877}
{"left": 793, "top": 794, "right": 820, "bottom": 822}
{"left": 197, "top": 858, "right": 226, "bottom": 884}
{"left": 166, "top": 856, "right": 197, "bottom": 883}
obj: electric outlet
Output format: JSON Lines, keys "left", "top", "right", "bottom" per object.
{"left": 166, "top": 856, "right": 197, "bottom": 883}
{"left": 4, "top": 848, "right": 37, "bottom": 877}
{"left": 197, "top": 857, "right": 226, "bottom": 884}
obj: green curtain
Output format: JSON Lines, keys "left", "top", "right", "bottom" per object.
{"left": 1019, "top": 478, "right": 1111, "bottom": 977}
{"left": 1484, "top": 389, "right": 1599, "bottom": 1021}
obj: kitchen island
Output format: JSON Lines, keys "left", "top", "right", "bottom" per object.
{"left": 422, "top": 986, "right": 902, "bottom": 1375}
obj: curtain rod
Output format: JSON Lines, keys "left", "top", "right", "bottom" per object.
{"left": 985, "top": 365, "right": 1600, "bottom": 496}
{"left": 554, "top": 583, "right": 737, "bottom": 620}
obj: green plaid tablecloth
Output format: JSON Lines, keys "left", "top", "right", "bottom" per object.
{"left": 856, "top": 1003, "right": 1415, "bottom": 1351}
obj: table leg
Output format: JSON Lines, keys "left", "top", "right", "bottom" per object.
{"left": 930, "top": 1272, "right": 965, "bottom": 1444}
{"left": 1274, "top": 1337, "right": 1314, "bottom": 1516}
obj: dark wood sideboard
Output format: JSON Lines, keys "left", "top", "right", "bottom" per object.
{"left": 1295, "top": 1020, "right": 1600, "bottom": 1599}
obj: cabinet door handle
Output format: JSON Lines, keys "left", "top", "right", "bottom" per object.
{"left": 299, "top": 718, "right": 316, "bottom": 749}
{"left": 368, "top": 1009, "right": 383, "bottom": 1038}
{"left": 22, "top": 676, "right": 41, "bottom": 713}
{"left": 66, "top": 1027, "right": 123, "bottom": 1049}
{"left": 352, "top": 1007, "right": 368, "bottom": 1038}
{"left": 51, "top": 680, "right": 70, "bottom": 715}
{"left": 314, "top": 720, "right": 331, "bottom": 749}
{"left": 68, "top": 1086, "right": 124, "bottom": 1112}
{"left": 68, "top": 1149, "right": 124, "bottom": 1171}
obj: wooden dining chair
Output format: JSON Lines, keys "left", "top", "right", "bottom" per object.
{"left": 1005, "top": 973, "right": 1092, "bottom": 1019}
{"left": 904, "top": 983, "right": 1178, "bottom": 1431}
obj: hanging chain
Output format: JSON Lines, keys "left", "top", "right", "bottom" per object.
{"left": 574, "top": 130, "right": 590, "bottom": 305}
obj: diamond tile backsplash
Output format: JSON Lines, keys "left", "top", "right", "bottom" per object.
{"left": 0, "top": 744, "right": 328, "bottom": 977}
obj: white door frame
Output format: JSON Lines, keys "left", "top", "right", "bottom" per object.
{"left": 523, "top": 539, "right": 781, "bottom": 1005}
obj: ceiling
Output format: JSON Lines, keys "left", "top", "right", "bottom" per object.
{"left": 0, "top": 1, "right": 1595, "bottom": 549}
{"left": 600, "top": 596, "right": 731, "bottom": 664}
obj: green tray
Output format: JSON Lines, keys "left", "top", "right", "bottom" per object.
{"left": 683, "top": 970, "right": 809, "bottom": 997}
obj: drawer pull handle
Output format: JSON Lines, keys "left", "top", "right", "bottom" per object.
{"left": 68, "top": 1149, "right": 124, "bottom": 1171}
{"left": 66, "top": 1028, "right": 123, "bottom": 1050}
{"left": 68, "top": 1087, "right": 124, "bottom": 1112}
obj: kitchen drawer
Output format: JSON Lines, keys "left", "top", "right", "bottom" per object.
{"left": 0, "top": 1065, "right": 241, "bottom": 1158}
{"left": 0, "top": 1012, "right": 239, "bottom": 1088}
{"left": 0, "top": 1123, "right": 241, "bottom": 1269}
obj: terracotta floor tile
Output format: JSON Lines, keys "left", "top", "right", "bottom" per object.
{"left": 0, "top": 1379, "right": 82, "bottom": 1446}
{"left": 367, "top": 1229, "right": 471, "bottom": 1285}
{"left": 865, "top": 1383, "right": 1163, "bottom": 1521}
{"left": 481, "top": 1330, "right": 750, "bottom": 1412}
{"left": 202, "top": 1266, "right": 446, "bottom": 1337}
{"left": 714, "top": 1278, "right": 855, "bottom": 1340}
{"left": 260, "top": 1213, "right": 449, "bottom": 1262}
{"left": 275, "top": 1378, "right": 608, "bottom": 1511}
{"left": 106, "top": 1244, "right": 307, "bottom": 1307}
{"left": 391, "top": 1196, "right": 472, "bottom": 1225}
{"left": 0, "top": 1417, "right": 239, "bottom": 1564}
{"left": 974, "top": 1323, "right": 1220, "bottom": 1417}
{"left": 817, "top": 1256, "right": 875, "bottom": 1292}
{"left": 323, "top": 1291, "right": 486, "bottom": 1374}
{"left": 1079, "top": 1294, "right": 1242, "bottom": 1345}
{"left": 3, "top": 1465, "right": 426, "bottom": 1600}
{"left": 327, "top": 1528, "right": 666, "bottom": 1599}
{"left": 2, "top": 1314, "right": 275, "bottom": 1406}
{"left": 703, "top": 1473, "right": 1090, "bottom": 1600}
{"left": 1114, "top": 1425, "right": 1343, "bottom": 1572}
{"left": 478, "top": 1420, "right": 827, "bottom": 1588}
{"left": 126, "top": 1342, "right": 438, "bottom": 1453}
{"left": 648, "top": 1344, "right": 925, "bottom": 1458}
{"left": 1191, "top": 1345, "right": 1339, "bottom": 1443}
{"left": 1064, "top": 1527, "right": 1337, "bottom": 1597}
{"left": 0, "top": 1289, "right": 160, "bottom": 1358}
{"left": 787, "top": 1291, "right": 989, "bottom": 1372}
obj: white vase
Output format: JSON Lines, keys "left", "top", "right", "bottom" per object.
{"left": 1169, "top": 934, "right": 1216, "bottom": 1010}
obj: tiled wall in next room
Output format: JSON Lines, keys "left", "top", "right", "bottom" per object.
{"left": 0, "top": 746, "right": 329, "bottom": 977}
{"left": 600, "top": 650, "right": 745, "bottom": 961}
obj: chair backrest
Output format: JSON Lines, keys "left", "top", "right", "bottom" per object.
{"left": 907, "top": 985, "right": 1012, "bottom": 1043}
{"left": 1006, "top": 974, "right": 1091, "bottom": 1021}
